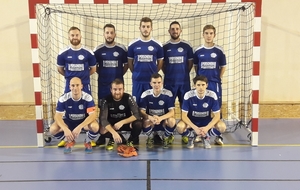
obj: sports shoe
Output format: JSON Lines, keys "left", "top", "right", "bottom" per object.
{"left": 106, "top": 139, "right": 115, "bottom": 150}
{"left": 84, "top": 141, "right": 93, "bottom": 154}
{"left": 163, "top": 135, "right": 174, "bottom": 149}
{"left": 96, "top": 135, "right": 106, "bottom": 146}
{"left": 146, "top": 137, "right": 154, "bottom": 148}
{"left": 202, "top": 137, "right": 211, "bottom": 149}
{"left": 153, "top": 133, "right": 163, "bottom": 145}
{"left": 194, "top": 136, "right": 202, "bottom": 143}
{"left": 64, "top": 141, "right": 75, "bottom": 154}
{"left": 214, "top": 136, "right": 224, "bottom": 145}
{"left": 90, "top": 140, "right": 96, "bottom": 147}
{"left": 126, "top": 141, "right": 133, "bottom": 147}
{"left": 57, "top": 140, "right": 66, "bottom": 147}
{"left": 187, "top": 137, "right": 194, "bottom": 149}
{"left": 182, "top": 136, "right": 189, "bottom": 144}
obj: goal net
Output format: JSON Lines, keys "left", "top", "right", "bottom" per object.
{"left": 35, "top": 3, "right": 255, "bottom": 134}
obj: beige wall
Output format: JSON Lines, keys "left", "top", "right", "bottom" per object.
{"left": 0, "top": 0, "right": 299, "bottom": 104}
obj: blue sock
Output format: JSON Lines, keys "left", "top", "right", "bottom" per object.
{"left": 207, "top": 128, "right": 221, "bottom": 137}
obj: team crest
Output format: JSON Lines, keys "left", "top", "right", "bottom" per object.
{"left": 78, "top": 104, "right": 84, "bottom": 110}
{"left": 119, "top": 105, "right": 125, "bottom": 110}
{"left": 78, "top": 55, "right": 84, "bottom": 60}
{"left": 158, "top": 100, "right": 164, "bottom": 106}
{"left": 210, "top": 53, "right": 217, "bottom": 58}
{"left": 177, "top": 47, "right": 183, "bottom": 52}
{"left": 113, "top": 51, "right": 119, "bottom": 57}
{"left": 148, "top": 46, "right": 154, "bottom": 51}
{"left": 203, "top": 102, "right": 208, "bottom": 108}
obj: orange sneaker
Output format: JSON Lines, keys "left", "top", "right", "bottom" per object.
{"left": 64, "top": 141, "right": 75, "bottom": 154}
{"left": 84, "top": 141, "right": 93, "bottom": 154}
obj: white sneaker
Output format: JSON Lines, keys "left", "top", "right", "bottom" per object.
{"left": 187, "top": 137, "right": 194, "bottom": 149}
{"left": 214, "top": 136, "right": 224, "bottom": 145}
{"left": 202, "top": 137, "right": 211, "bottom": 149}
{"left": 194, "top": 136, "right": 202, "bottom": 143}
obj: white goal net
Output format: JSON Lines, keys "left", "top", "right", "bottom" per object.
{"left": 35, "top": 3, "right": 255, "bottom": 132}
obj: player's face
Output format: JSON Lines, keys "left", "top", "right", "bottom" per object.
{"left": 69, "top": 29, "right": 81, "bottom": 46}
{"left": 194, "top": 80, "right": 208, "bottom": 98}
{"left": 203, "top": 29, "right": 215, "bottom": 44}
{"left": 111, "top": 83, "right": 124, "bottom": 101}
{"left": 69, "top": 78, "right": 83, "bottom": 98}
{"left": 169, "top": 24, "right": 181, "bottom": 40}
{"left": 150, "top": 77, "right": 163, "bottom": 94}
{"left": 139, "top": 22, "right": 152, "bottom": 38}
{"left": 104, "top": 27, "right": 116, "bottom": 45}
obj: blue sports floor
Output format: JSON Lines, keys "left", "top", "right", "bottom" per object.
{"left": 0, "top": 119, "right": 300, "bottom": 190}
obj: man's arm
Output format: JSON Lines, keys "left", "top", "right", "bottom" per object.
{"left": 155, "top": 108, "right": 175, "bottom": 123}
{"left": 181, "top": 111, "right": 199, "bottom": 131}
{"left": 54, "top": 112, "right": 68, "bottom": 131}
{"left": 157, "top": 59, "right": 163, "bottom": 72}
{"left": 57, "top": 66, "right": 65, "bottom": 76}
{"left": 220, "top": 67, "right": 226, "bottom": 79}
{"left": 90, "top": 66, "right": 96, "bottom": 75}
{"left": 127, "top": 58, "right": 134, "bottom": 72}
{"left": 123, "top": 63, "right": 129, "bottom": 75}
{"left": 188, "top": 59, "right": 194, "bottom": 72}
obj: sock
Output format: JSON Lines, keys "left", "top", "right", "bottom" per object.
{"left": 206, "top": 128, "right": 221, "bottom": 137}
{"left": 164, "top": 125, "right": 175, "bottom": 137}
{"left": 143, "top": 126, "right": 153, "bottom": 137}
{"left": 181, "top": 130, "right": 194, "bottom": 139}
{"left": 86, "top": 130, "right": 98, "bottom": 142}
{"left": 53, "top": 132, "right": 65, "bottom": 140}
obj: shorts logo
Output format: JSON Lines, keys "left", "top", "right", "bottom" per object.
{"left": 78, "top": 55, "right": 85, "bottom": 60}
{"left": 210, "top": 53, "right": 217, "bottom": 58}
{"left": 113, "top": 52, "right": 119, "bottom": 57}
{"left": 148, "top": 46, "right": 154, "bottom": 51}
{"left": 177, "top": 47, "right": 183, "bottom": 52}
{"left": 119, "top": 105, "right": 125, "bottom": 110}
{"left": 79, "top": 104, "right": 84, "bottom": 110}
{"left": 203, "top": 102, "right": 208, "bottom": 108}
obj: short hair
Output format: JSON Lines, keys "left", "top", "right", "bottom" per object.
{"left": 68, "top": 26, "right": 81, "bottom": 33}
{"left": 151, "top": 73, "right": 162, "bottom": 80}
{"left": 202, "top": 24, "right": 216, "bottom": 34}
{"left": 111, "top": 78, "right": 124, "bottom": 88}
{"left": 140, "top": 17, "right": 152, "bottom": 27}
{"left": 193, "top": 75, "right": 208, "bottom": 85}
{"left": 169, "top": 21, "right": 181, "bottom": 29}
{"left": 103, "top": 24, "right": 115, "bottom": 31}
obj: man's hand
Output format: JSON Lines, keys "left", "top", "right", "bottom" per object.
{"left": 112, "top": 133, "right": 122, "bottom": 144}
{"left": 63, "top": 128, "right": 75, "bottom": 142}
{"left": 72, "top": 126, "right": 82, "bottom": 139}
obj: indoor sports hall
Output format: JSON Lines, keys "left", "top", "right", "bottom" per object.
{"left": 1, "top": 0, "right": 300, "bottom": 189}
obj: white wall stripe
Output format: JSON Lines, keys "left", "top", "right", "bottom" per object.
{"left": 35, "top": 105, "right": 43, "bottom": 120}
{"left": 252, "top": 75, "right": 260, "bottom": 91}
{"left": 29, "top": 19, "right": 37, "bottom": 34}
{"left": 37, "top": 133, "right": 45, "bottom": 147}
{"left": 252, "top": 46, "right": 260, "bottom": 62}
{"left": 251, "top": 132, "right": 258, "bottom": 146}
{"left": 33, "top": 77, "right": 42, "bottom": 92}
{"left": 31, "top": 49, "right": 39, "bottom": 63}
{"left": 252, "top": 104, "right": 259, "bottom": 118}
{"left": 254, "top": 17, "right": 261, "bottom": 32}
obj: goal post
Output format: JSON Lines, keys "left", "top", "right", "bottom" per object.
{"left": 28, "top": 0, "right": 261, "bottom": 147}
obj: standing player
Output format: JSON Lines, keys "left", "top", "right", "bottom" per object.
{"left": 128, "top": 17, "right": 164, "bottom": 105}
{"left": 57, "top": 26, "right": 97, "bottom": 94}
{"left": 193, "top": 24, "right": 226, "bottom": 145}
{"left": 99, "top": 79, "right": 142, "bottom": 150}
{"left": 163, "top": 21, "right": 194, "bottom": 145}
{"left": 49, "top": 77, "right": 99, "bottom": 154}
{"left": 140, "top": 73, "right": 176, "bottom": 149}
{"left": 94, "top": 24, "right": 128, "bottom": 146}
{"left": 176, "top": 75, "right": 226, "bottom": 149}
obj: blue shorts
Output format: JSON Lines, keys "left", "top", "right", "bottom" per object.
{"left": 164, "top": 84, "right": 191, "bottom": 105}
{"left": 64, "top": 119, "right": 85, "bottom": 131}
{"left": 132, "top": 82, "right": 151, "bottom": 106}
{"left": 98, "top": 85, "right": 110, "bottom": 100}
{"left": 207, "top": 81, "right": 222, "bottom": 108}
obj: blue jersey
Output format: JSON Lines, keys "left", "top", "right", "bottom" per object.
{"left": 57, "top": 46, "right": 96, "bottom": 92}
{"left": 128, "top": 38, "right": 164, "bottom": 84}
{"left": 94, "top": 43, "right": 127, "bottom": 99}
{"left": 182, "top": 89, "right": 220, "bottom": 126}
{"left": 193, "top": 45, "right": 226, "bottom": 83}
{"left": 140, "top": 89, "right": 174, "bottom": 116}
{"left": 163, "top": 40, "right": 193, "bottom": 85}
{"left": 56, "top": 91, "right": 96, "bottom": 123}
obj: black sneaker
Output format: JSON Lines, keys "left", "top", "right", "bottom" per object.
{"left": 96, "top": 135, "right": 106, "bottom": 146}
{"left": 153, "top": 133, "right": 163, "bottom": 145}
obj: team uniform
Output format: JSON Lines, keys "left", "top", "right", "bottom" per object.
{"left": 100, "top": 93, "right": 142, "bottom": 144}
{"left": 56, "top": 91, "right": 96, "bottom": 130}
{"left": 127, "top": 38, "right": 164, "bottom": 105}
{"left": 163, "top": 39, "right": 193, "bottom": 104}
{"left": 57, "top": 46, "right": 97, "bottom": 94}
{"left": 193, "top": 45, "right": 226, "bottom": 107}
{"left": 94, "top": 43, "right": 127, "bottom": 103}
{"left": 140, "top": 88, "right": 175, "bottom": 131}
{"left": 182, "top": 89, "right": 220, "bottom": 127}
